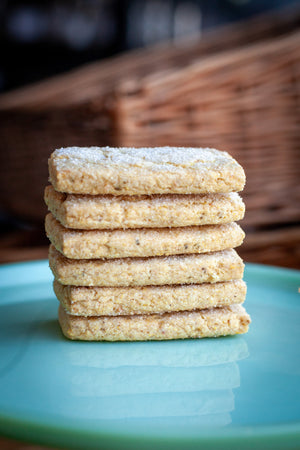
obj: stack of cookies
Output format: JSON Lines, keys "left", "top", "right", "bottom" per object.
{"left": 45, "top": 146, "right": 250, "bottom": 341}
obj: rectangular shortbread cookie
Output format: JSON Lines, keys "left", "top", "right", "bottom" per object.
{"left": 49, "top": 147, "right": 245, "bottom": 195}
{"left": 58, "top": 304, "right": 251, "bottom": 341}
{"left": 54, "top": 279, "right": 247, "bottom": 316}
{"left": 44, "top": 185, "right": 245, "bottom": 230}
{"left": 49, "top": 245, "right": 244, "bottom": 286}
{"left": 46, "top": 213, "right": 245, "bottom": 259}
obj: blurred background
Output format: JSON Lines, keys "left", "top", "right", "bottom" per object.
{"left": 0, "top": 0, "right": 298, "bottom": 93}
{"left": 0, "top": 0, "right": 299, "bottom": 269}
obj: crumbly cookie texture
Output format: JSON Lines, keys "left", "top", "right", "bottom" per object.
{"left": 44, "top": 185, "right": 245, "bottom": 230}
{"left": 49, "top": 147, "right": 245, "bottom": 195}
{"left": 49, "top": 245, "right": 244, "bottom": 287}
{"left": 45, "top": 213, "right": 245, "bottom": 260}
{"left": 58, "top": 304, "right": 251, "bottom": 341}
{"left": 54, "top": 279, "right": 247, "bottom": 316}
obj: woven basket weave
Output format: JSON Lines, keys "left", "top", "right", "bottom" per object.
{"left": 0, "top": 9, "right": 299, "bottom": 267}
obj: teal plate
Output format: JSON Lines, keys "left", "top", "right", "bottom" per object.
{"left": 0, "top": 260, "right": 299, "bottom": 450}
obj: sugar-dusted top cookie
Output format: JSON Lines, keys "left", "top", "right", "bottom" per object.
{"left": 49, "top": 146, "right": 245, "bottom": 195}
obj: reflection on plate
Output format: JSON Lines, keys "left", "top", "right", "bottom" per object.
{"left": 60, "top": 338, "right": 246, "bottom": 423}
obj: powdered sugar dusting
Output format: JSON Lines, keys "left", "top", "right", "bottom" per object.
{"left": 53, "top": 146, "right": 235, "bottom": 172}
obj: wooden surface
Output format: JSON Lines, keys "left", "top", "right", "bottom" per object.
{"left": 0, "top": 437, "right": 58, "bottom": 450}
{"left": 0, "top": 227, "right": 48, "bottom": 264}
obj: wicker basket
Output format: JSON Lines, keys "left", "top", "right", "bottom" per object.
{"left": 0, "top": 8, "right": 299, "bottom": 268}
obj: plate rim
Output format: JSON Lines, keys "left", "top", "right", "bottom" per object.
{"left": 1, "top": 409, "right": 300, "bottom": 450}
